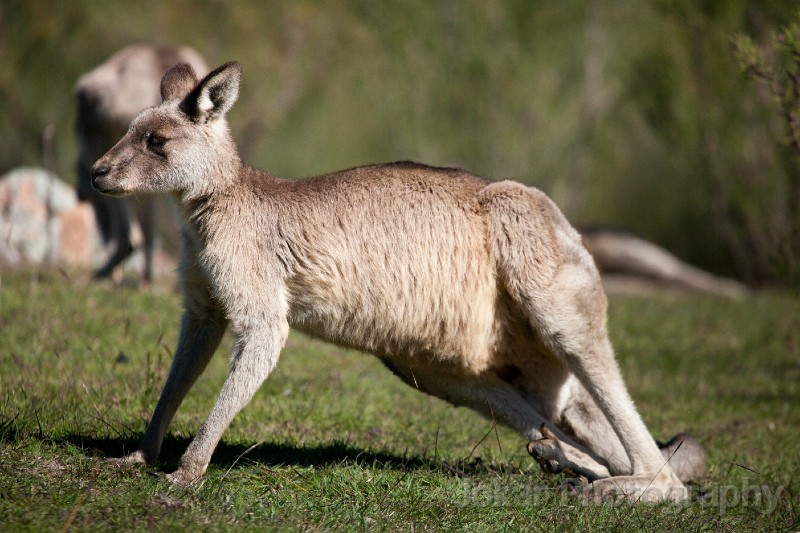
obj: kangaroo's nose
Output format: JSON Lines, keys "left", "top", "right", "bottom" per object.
{"left": 91, "top": 165, "right": 110, "bottom": 179}
{"left": 91, "top": 165, "right": 110, "bottom": 189}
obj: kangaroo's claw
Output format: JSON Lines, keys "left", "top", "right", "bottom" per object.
{"left": 527, "top": 424, "right": 607, "bottom": 483}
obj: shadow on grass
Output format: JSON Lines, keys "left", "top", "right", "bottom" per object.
{"left": 54, "top": 433, "right": 449, "bottom": 474}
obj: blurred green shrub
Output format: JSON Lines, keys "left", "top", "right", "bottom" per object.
{"left": 734, "top": 11, "right": 800, "bottom": 287}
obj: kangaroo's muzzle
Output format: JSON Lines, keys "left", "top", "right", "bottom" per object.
{"left": 90, "top": 164, "right": 114, "bottom": 193}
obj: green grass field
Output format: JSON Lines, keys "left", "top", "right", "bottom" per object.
{"left": 0, "top": 268, "right": 797, "bottom": 531}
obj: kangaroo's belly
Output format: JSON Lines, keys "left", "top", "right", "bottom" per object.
{"left": 284, "top": 203, "right": 498, "bottom": 373}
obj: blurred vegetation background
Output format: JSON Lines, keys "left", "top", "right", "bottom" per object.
{"left": 1, "top": 0, "right": 799, "bottom": 285}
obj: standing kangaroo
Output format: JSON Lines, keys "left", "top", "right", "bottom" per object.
{"left": 92, "top": 61, "right": 705, "bottom": 501}
{"left": 75, "top": 44, "right": 207, "bottom": 282}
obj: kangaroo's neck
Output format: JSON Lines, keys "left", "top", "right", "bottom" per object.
{"left": 175, "top": 162, "right": 280, "bottom": 244}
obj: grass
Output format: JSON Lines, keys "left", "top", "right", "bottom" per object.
{"left": 0, "top": 267, "right": 798, "bottom": 531}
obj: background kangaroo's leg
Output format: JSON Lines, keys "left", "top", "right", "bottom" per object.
{"left": 93, "top": 198, "right": 133, "bottom": 280}
{"left": 133, "top": 196, "right": 156, "bottom": 284}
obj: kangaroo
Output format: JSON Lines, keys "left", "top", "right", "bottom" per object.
{"left": 583, "top": 228, "right": 748, "bottom": 298}
{"left": 91, "top": 61, "right": 705, "bottom": 502}
{"left": 75, "top": 44, "right": 207, "bottom": 282}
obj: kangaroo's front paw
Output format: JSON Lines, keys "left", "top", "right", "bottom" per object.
{"left": 165, "top": 465, "right": 206, "bottom": 486}
{"left": 104, "top": 449, "right": 148, "bottom": 465}
{"left": 527, "top": 434, "right": 569, "bottom": 475}
{"left": 526, "top": 425, "right": 608, "bottom": 483}
{"left": 587, "top": 471, "right": 688, "bottom": 503}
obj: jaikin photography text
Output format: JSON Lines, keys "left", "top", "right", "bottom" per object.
{"left": 458, "top": 477, "right": 788, "bottom": 514}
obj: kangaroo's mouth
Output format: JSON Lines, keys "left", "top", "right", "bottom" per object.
{"left": 91, "top": 177, "right": 130, "bottom": 197}
{"left": 91, "top": 177, "right": 119, "bottom": 196}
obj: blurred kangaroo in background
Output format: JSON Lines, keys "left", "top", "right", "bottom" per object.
{"left": 75, "top": 44, "right": 207, "bottom": 282}
{"left": 92, "top": 61, "right": 706, "bottom": 501}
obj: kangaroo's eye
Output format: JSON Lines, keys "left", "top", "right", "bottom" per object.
{"left": 145, "top": 132, "right": 166, "bottom": 150}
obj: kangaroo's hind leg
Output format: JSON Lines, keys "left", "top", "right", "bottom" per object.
{"left": 482, "top": 181, "right": 687, "bottom": 502}
{"left": 559, "top": 380, "right": 707, "bottom": 483}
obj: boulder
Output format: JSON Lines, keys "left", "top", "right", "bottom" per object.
{"left": 0, "top": 167, "right": 100, "bottom": 267}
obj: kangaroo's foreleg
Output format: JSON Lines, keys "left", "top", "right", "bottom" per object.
{"left": 556, "top": 382, "right": 706, "bottom": 483}
{"left": 167, "top": 318, "right": 289, "bottom": 484}
{"left": 121, "top": 306, "right": 228, "bottom": 466}
{"left": 114, "top": 245, "right": 228, "bottom": 465}
{"left": 139, "top": 311, "right": 227, "bottom": 463}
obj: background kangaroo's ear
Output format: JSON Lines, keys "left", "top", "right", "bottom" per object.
{"left": 161, "top": 63, "right": 198, "bottom": 102}
{"left": 181, "top": 61, "right": 241, "bottom": 123}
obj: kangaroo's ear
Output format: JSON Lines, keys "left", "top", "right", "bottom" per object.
{"left": 161, "top": 63, "right": 198, "bottom": 102}
{"left": 181, "top": 61, "right": 241, "bottom": 123}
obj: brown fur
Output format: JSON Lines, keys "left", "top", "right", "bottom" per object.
{"left": 91, "top": 61, "right": 704, "bottom": 501}
{"left": 74, "top": 44, "right": 207, "bottom": 281}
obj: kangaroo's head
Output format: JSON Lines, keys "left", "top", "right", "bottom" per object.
{"left": 91, "top": 61, "right": 241, "bottom": 198}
